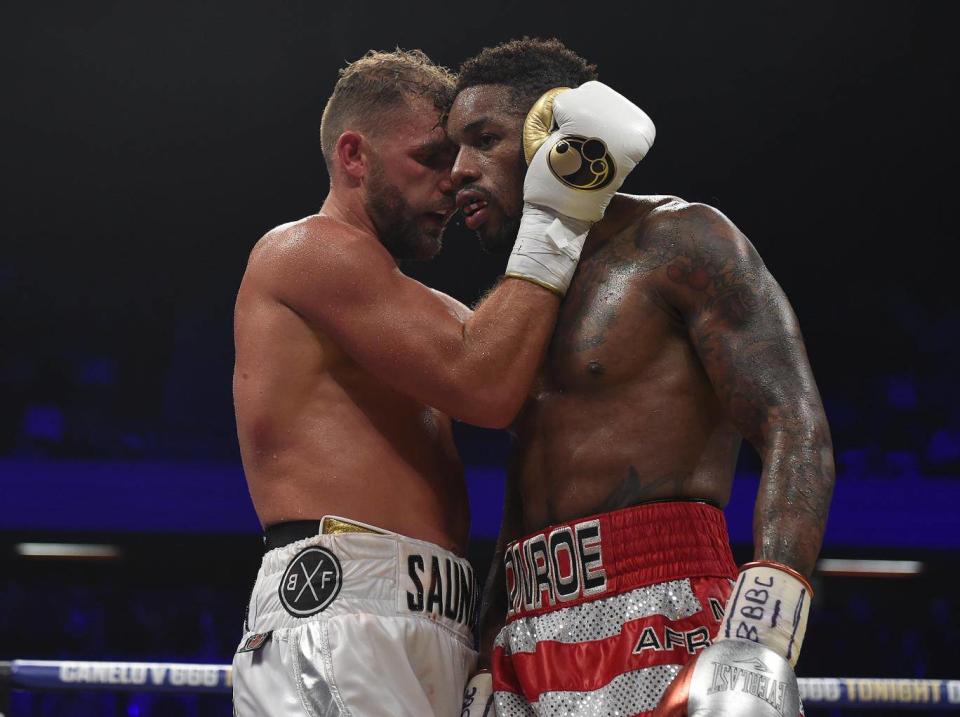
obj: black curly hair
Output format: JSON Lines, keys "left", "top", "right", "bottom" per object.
{"left": 455, "top": 37, "right": 598, "bottom": 114}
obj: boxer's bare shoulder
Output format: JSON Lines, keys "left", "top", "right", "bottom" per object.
{"left": 240, "top": 214, "right": 434, "bottom": 352}
{"left": 245, "top": 214, "right": 383, "bottom": 289}
{"left": 588, "top": 194, "right": 794, "bottom": 370}
{"left": 636, "top": 199, "right": 811, "bottom": 435}
{"left": 637, "top": 197, "right": 759, "bottom": 275}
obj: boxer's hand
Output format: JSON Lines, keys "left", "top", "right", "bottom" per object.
{"left": 460, "top": 671, "right": 494, "bottom": 717}
{"left": 523, "top": 81, "right": 656, "bottom": 221}
{"left": 718, "top": 561, "right": 813, "bottom": 667}
{"left": 506, "top": 81, "right": 656, "bottom": 295}
{"left": 653, "top": 640, "right": 802, "bottom": 716}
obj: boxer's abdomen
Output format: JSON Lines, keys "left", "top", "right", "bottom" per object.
{"left": 513, "top": 377, "right": 741, "bottom": 532}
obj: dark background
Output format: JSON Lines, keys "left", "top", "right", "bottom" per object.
{"left": 1, "top": 1, "right": 958, "bottom": 715}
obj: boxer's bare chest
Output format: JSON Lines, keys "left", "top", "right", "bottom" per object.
{"left": 543, "top": 216, "right": 679, "bottom": 392}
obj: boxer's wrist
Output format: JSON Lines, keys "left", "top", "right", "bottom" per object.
{"left": 505, "top": 203, "right": 592, "bottom": 296}
{"left": 460, "top": 671, "right": 493, "bottom": 717}
{"left": 718, "top": 561, "right": 813, "bottom": 667}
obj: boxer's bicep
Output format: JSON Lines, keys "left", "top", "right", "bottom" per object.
{"left": 266, "top": 230, "right": 474, "bottom": 412}
{"left": 428, "top": 286, "right": 474, "bottom": 322}
{"left": 652, "top": 204, "right": 824, "bottom": 446}
{"left": 687, "top": 255, "right": 814, "bottom": 450}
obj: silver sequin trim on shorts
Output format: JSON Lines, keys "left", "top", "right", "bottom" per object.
{"left": 495, "top": 664, "right": 681, "bottom": 717}
{"left": 497, "top": 579, "right": 702, "bottom": 654}
{"left": 495, "top": 690, "right": 538, "bottom": 717}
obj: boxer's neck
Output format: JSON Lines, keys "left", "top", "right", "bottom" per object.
{"left": 319, "top": 184, "right": 378, "bottom": 240}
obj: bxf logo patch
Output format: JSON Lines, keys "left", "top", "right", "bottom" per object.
{"left": 278, "top": 547, "right": 342, "bottom": 617}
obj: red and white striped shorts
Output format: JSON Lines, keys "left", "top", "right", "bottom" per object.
{"left": 491, "top": 501, "right": 737, "bottom": 717}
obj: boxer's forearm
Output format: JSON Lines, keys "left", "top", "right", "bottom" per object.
{"left": 754, "top": 409, "right": 835, "bottom": 577}
{"left": 454, "top": 278, "right": 560, "bottom": 428}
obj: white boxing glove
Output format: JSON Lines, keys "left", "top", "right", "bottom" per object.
{"left": 460, "top": 671, "right": 494, "bottom": 717}
{"left": 506, "top": 81, "right": 656, "bottom": 295}
{"left": 654, "top": 561, "right": 812, "bottom": 716}
{"left": 718, "top": 561, "right": 813, "bottom": 668}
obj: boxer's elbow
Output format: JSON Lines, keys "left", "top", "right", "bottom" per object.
{"left": 461, "top": 395, "right": 522, "bottom": 430}
{"left": 447, "top": 379, "right": 523, "bottom": 429}
{"left": 798, "top": 403, "right": 835, "bottom": 476}
{"left": 479, "top": 395, "right": 524, "bottom": 429}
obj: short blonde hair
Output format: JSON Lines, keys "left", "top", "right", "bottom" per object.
{"left": 320, "top": 49, "right": 456, "bottom": 170}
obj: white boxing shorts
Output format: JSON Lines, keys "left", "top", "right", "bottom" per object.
{"left": 233, "top": 516, "right": 478, "bottom": 716}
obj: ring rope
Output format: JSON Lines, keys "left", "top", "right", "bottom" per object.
{"left": 1, "top": 660, "right": 959, "bottom": 710}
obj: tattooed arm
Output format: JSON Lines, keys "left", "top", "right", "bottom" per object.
{"left": 649, "top": 202, "right": 835, "bottom": 577}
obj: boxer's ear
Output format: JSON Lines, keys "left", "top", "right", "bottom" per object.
{"left": 335, "top": 131, "right": 365, "bottom": 181}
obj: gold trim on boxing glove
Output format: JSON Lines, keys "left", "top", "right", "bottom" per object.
{"left": 522, "top": 87, "right": 570, "bottom": 165}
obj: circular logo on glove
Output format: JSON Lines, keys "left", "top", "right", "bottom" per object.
{"left": 278, "top": 546, "right": 342, "bottom": 617}
{"left": 547, "top": 135, "right": 616, "bottom": 191}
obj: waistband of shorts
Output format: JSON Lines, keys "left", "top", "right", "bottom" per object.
{"left": 504, "top": 500, "right": 737, "bottom": 621}
{"left": 263, "top": 515, "right": 390, "bottom": 551}
{"left": 249, "top": 517, "right": 477, "bottom": 643}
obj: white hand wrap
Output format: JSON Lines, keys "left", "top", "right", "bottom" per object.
{"left": 460, "top": 671, "right": 494, "bottom": 717}
{"left": 505, "top": 205, "right": 592, "bottom": 294}
{"left": 718, "top": 562, "right": 813, "bottom": 668}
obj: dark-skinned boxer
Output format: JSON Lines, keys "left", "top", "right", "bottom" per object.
{"left": 448, "top": 38, "right": 834, "bottom": 717}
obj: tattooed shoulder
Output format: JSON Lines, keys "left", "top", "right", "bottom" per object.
{"left": 638, "top": 201, "right": 770, "bottom": 323}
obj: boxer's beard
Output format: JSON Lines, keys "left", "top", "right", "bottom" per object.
{"left": 478, "top": 209, "right": 521, "bottom": 255}
{"left": 366, "top": 162, "right": 441, "bottom": 261}
{"left": 475, "top": 152, "right": 525, "bottom": 255}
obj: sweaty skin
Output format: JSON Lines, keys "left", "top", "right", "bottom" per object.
{"left": 447, "top": 84, "right": 835, "bottom": 661}
{"left": 234, "top": 96, "right": 561, "bottom": 555}
{"left": 514, "top": 195, "right": 834, "bottom": 552}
